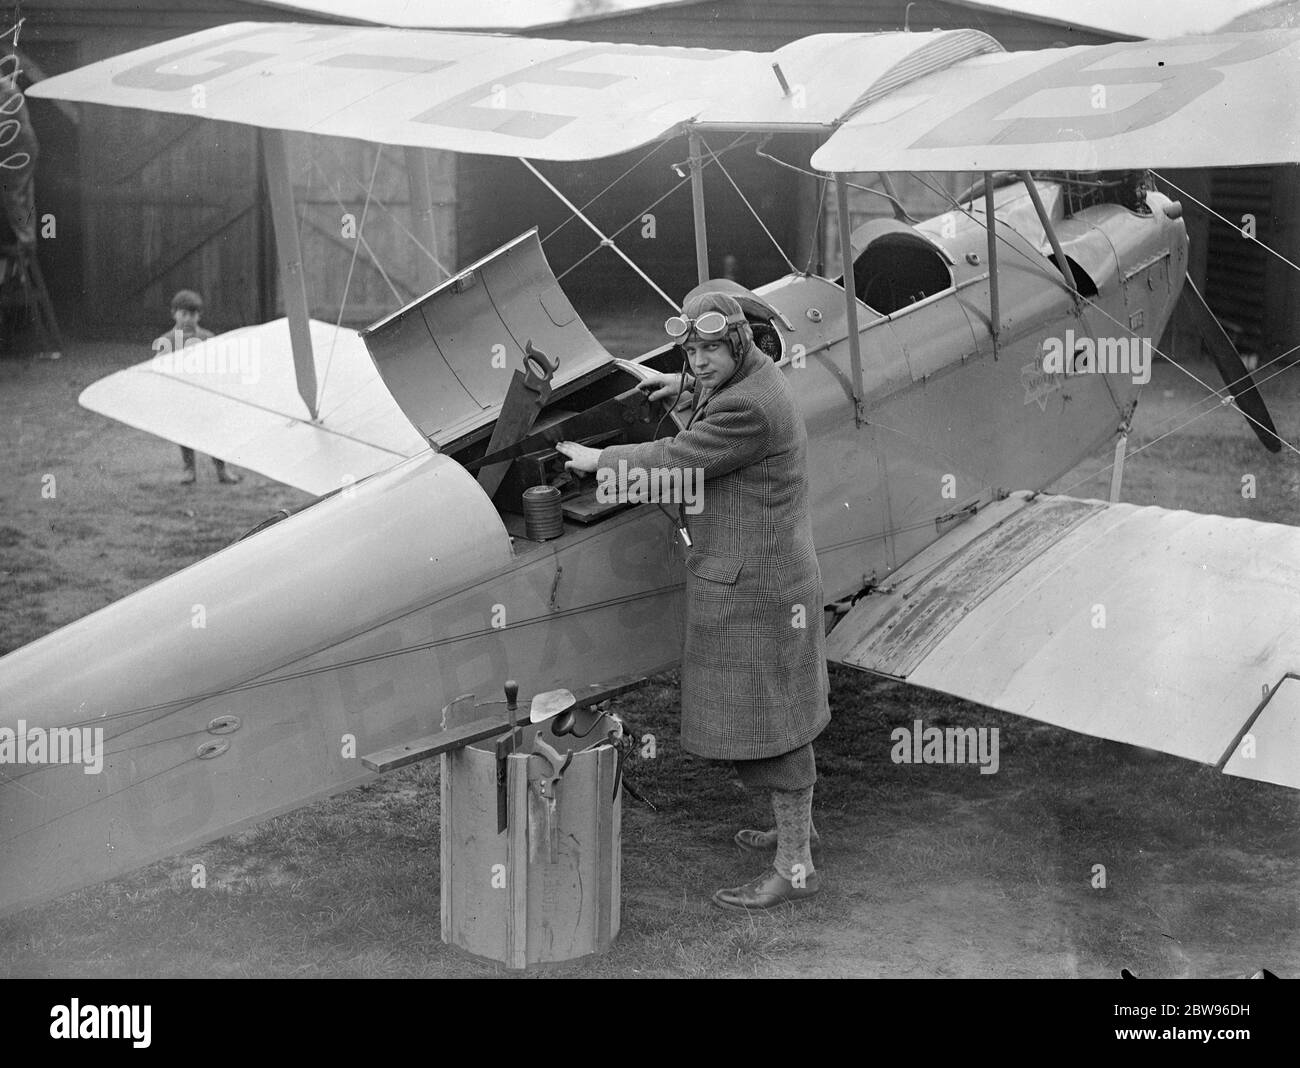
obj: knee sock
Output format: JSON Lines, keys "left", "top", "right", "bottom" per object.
{"left": 772, "top": 785, "right": 816, "bottom": 882}
{"left": 747, "top": 818, "right": 819, "bottom": 849}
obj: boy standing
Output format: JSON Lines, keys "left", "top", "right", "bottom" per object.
{"left": 154, "top": 289, "right": 240, "bottom": 485}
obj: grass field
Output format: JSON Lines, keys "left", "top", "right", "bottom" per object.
{"left": 1, "top": 336, "right": 1298, "bottom": 978}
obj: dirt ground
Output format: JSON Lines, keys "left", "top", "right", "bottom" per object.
{"left": 1, "top": 337, "right": 1298, "bottom": 978}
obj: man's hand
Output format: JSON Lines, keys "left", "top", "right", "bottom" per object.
{"left": 555, "top": 441, "right": 602, "bottom": 475}
{"left": 636, "top": 370, "right": 691, "bottom": 404}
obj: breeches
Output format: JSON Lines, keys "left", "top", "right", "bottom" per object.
{"left": 733, "top": 741, "right": 816, "bottom": 791}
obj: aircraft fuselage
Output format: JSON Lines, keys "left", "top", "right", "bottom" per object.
{"left": 0, "top": 178, "right": 1188, "bottom": 915}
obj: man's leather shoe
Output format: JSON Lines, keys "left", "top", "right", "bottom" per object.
{"left": 712, "top": 867, "right": 821, "bottom": 911}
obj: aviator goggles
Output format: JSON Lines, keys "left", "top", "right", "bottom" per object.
{"left": 664, "top": 310, "right": 745, "bottom": 341}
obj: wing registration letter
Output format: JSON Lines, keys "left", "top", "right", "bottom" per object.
{"left": 911, "top": 35, "right": 1294, "bottom": 149}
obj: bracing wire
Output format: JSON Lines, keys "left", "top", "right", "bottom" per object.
{"left": 1154, "top": 170, "right": 1300, "bottom": 276}
{"left": 541, "top": 139, "right": 668, "bottom": 245}
{"left": 317, "top": 145, "right": 383, "bottom": 409}
{"left": 698, "top": 133, "right": 798, "bottom": 275}
{"left": 907, "top": 169, "right": 1300, "bottom": 462}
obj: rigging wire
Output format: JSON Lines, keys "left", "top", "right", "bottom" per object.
{"left": 317, "top": 144, "right": 383, "bottom": 408}
{"left": 304, "top": 151, "right": 434, "bottom": 425}
{"left": 541, "top": 139, "right": 668, "bottom": 245}
{"left": 551, "top": 134, "right": 748, "bottom": 285}
{"left": 11, "top": 478, "right": 990, "bottom": 738}
{"left": 2, "top": 750, "right": 209, "bottom": 843}
{"left": 314, "top": 136, "right": 737, "bottom": 424}
{"left": 557, "top": 141, "right": 753, "bottom": 280}
{"left": 519, "top": 157, "right": 680, "bottom": 311}
{"left": 557, "top": 170, "right": 694, "bottom": 282}
{"left": 1049, "top": 339, "right": 1300, "bottom": 500}
{"left": 908, "top": 169, "right": 1300, "bottom": 462}
{"left": 752, "top": 143, "right": 917, "bottom": 222}
{"left": 23, "top": 583, "right": 688, "bottom": 734}
{"left": 24, "top": 161, "right": 1300, "bottom": 745}
{"left": 804, "top": 172, "right": 828, "bottom": 276}
{"left": 307, "top": 150, "right": 453, "bottom": 278}
{"left": 698, "top": 134, "right": 798, "bottom": 275}
{"left": 1154, "top": 169, "right": 1300, "bottom": 276}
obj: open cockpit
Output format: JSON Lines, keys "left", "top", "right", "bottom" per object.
{"left": 845, "top": 219, "right": 955, "bottom": 314}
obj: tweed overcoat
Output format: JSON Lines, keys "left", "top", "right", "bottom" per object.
{"left": 596, "top": 343, "right": 831, "bottom": 759}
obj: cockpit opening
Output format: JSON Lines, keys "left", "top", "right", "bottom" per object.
{"left": 1047, "top": 254, "right": 1100, "bottom": 297}
{"left": 852, "top": 230, "right": 953, "bottom": 314}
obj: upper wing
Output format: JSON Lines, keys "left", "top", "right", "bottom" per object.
{"left": 22, "top": 22, "right": 758, "bottom": 160}
{"left": 241, "top": 0, "right": 688, "bottom": 31}
{"left": 24, "top": 24, "right": 1001, "bottom": 160}
{"left": 82, "top": 319, "right": 428, "bottom": 495}
{"left": 28, "top": 23, "right": 1300, "bottom": 169}
{"left": 827, "top": 491, "right": 1300, "bottom": 789}
{"left": 813, "top": 30, "right": 1300, "bottom": 172}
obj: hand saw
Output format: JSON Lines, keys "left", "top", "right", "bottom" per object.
{"left": 461, "top": 381, "right": 658, "bottom": 473}
{"left": 475, "top": 340, "right": 559, "bottom": 498}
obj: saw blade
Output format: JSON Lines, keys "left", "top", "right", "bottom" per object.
{"left": 460, "top": 385, "right": 654, "bottom": 472}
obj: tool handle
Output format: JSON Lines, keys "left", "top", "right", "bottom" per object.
{"left": 524, "top": 339, "right": 559, "bottom": 379}
{"left": 531, "top": 734, "right": 567, "bottom": 775}
{"left": 503, "top": 680, "right": 519, "bottom": 753}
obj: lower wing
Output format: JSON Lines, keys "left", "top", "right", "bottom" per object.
{"left": 827, "top": 491, "right": 1300, "bottom": 789}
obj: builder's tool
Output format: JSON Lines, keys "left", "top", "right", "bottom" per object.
{"left": 528, "top": 688, "right": 577, "bottom": 726}
{"left": 529, "top": 734, "right": 573, "bottom": 863}
{"left": 476, "top": 341, "right": 559, "bottom": 499}
{"left": 495, "top": 680, "right": 520, "bottom": 832}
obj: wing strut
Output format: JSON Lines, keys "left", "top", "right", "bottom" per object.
{"left": 687, "top": 130, "right": 709, "bottom": 285}
{"left": 834, "top": 173, "right": 866, "bottom": 426}
{"left": 983, "top": 173, "right": 1000, "bottom": 359}
{"left": 1019, "top": 170, "right": 1079, "bottom": 304}
{"left": 403, "top": 146, "right": 446, "bottom": 292}
{"left": 261, "top": 128, "right": 319, "bottom": 421}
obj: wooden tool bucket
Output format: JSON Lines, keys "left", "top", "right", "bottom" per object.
{"left": 440, "top": 717, "right": 621, "bottom": 969}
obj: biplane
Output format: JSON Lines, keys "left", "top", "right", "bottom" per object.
{"left": 2, "top": 21, "right": 1299, "bottom": 917}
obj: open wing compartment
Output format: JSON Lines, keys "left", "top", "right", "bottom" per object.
{"left": 360, "top": 229, "right": 614, "bottom": 449}
{"left": 362, "top": 230, "right": 688, "bottom": 532}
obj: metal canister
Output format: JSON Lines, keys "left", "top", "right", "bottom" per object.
{"left": 522, "top": 484, "right": 564, "bottom": 540}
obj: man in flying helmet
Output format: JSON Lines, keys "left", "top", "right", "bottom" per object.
{"left": 558, "top": 289, "right": 831, "bottom": 910}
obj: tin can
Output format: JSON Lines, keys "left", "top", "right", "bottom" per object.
{"left": 522, "top": 484, "right": 564, "bottom": 540}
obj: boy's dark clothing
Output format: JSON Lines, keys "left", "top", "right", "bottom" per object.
{"left": 155, "top": 323, "right": 213, "bottom": 352}
{"left": 152, "top": 323, "right": 235, "bottom": 481}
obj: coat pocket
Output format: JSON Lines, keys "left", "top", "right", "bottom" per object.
{"left": 686, "top": 551, "right": 743, "bottom": 585}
